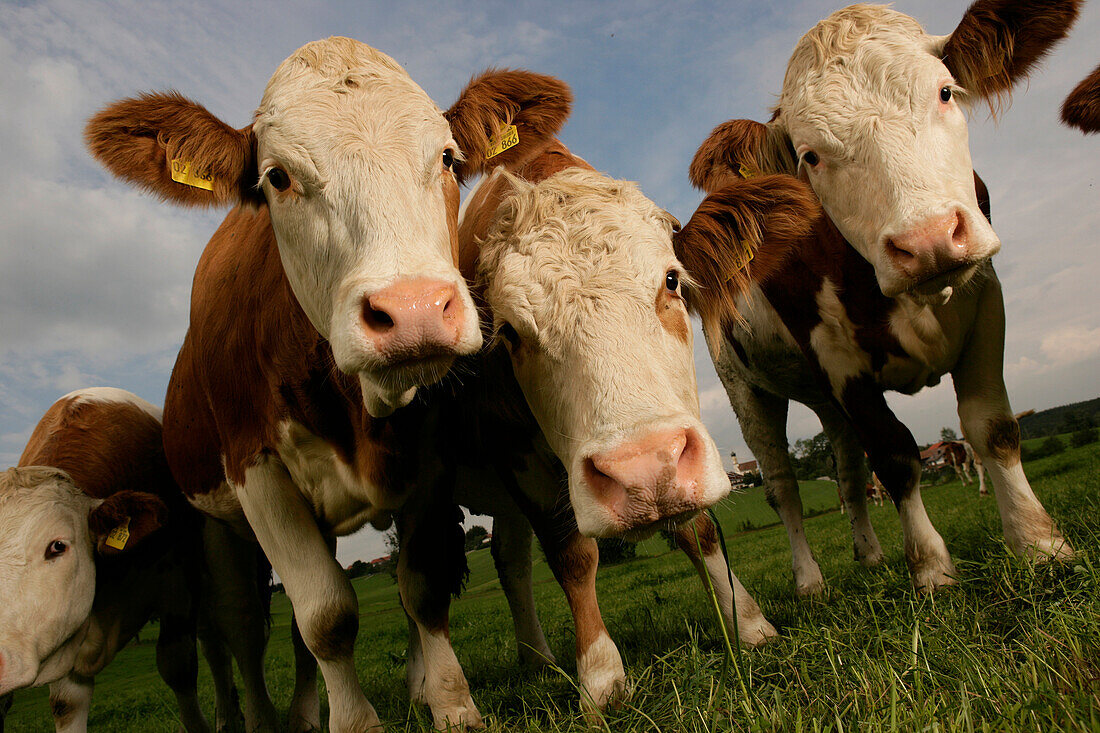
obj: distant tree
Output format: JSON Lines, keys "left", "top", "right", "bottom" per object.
{"left": 596, "top": 538, "right": 637, "bottom": 565}
{"left": 346, "top": 559, "right": 370, "bottom": 579}
{"left": 464, "top": 524, "right": 489, "bottom": 552}
{"left": 940, "top": 427, "right": 959, "bottom": 442}
{"left": 791, "top": 432, "right": 834, "bottom": 480}
{"left": 1071, "top": 427, "right": 1098, "bottom": 448}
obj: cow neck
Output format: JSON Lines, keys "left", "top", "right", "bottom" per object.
{"left": 180, "top": 204, "right": 417, "bottom": 492}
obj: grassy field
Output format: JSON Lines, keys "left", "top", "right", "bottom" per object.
{"left": 7, "top": 444, "right": 1099, "bottom": 731}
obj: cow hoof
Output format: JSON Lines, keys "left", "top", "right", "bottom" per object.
{"left": 581, "top": 676, "right": 629, "bottom": 724}
{"left": 739, "top": 616, "right": 779, "bottom": 648}
{"left": 910, "top": 556, "right": 958, "bottom": 593}
{"left": 795, "top": 576, "right": 826, "bottom": 597}
{"left": 288, "top": 714, "right": 321, "bottom": 733}
{"left": 432, "top": 700, "right": 484, "bottom": 731}
{"left": 1019, "top": 535, "right": 1075, "bottom": 563}
{"left": 519, "top": 646, "right": 557, "bottom": 670}
{"left": 855, "top": 546, "right": 885, "bottom": 567}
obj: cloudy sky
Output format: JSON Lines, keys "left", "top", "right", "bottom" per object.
{"left": 2, "top": 0, "right": 1097, "bottom": 564}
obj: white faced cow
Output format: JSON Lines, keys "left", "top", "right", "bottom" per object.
{"left": 415, "top": 74, "right": 774, "bottom": 714}
{"left": 86, "top": 41, "right": 577, "bottom": 731}
{"left": 677, "top": 1, "right": 1078, "bottom": 594}
{"left": 0, "top": 389, "right": 212, "bottom": 733}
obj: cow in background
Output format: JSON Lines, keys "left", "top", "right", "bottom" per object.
{"left": 86, "top": 40, "right": 576, "bottom": 731}
{"left": 677, "top": 1, "right": 1078, "bottom": 594}
{"left": 1062, "top": 64, "right": 1100, "bottom": 132}
{"left": 940, "top": 441, "right": 976, "bottom": 487}
{"left": 0, "top": 389, "right": 215, "bottom": 733}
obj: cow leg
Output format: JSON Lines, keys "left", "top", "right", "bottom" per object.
{"left": 49, "top": 673, "right": 93, "bottom": 733}
{"left": 724, "top": 377, "right": 824, "bottom": 595}
{"left": 197, "top": 623, "right": 243, "bottom": 733}
{"left": 974, "top": 453, "right": 989, "bottom": 497}
{"left": 951, "top": 276, "right": 1071, "bottom": 560}
{"left": 202, "top": 520, "right": 279, "bottom": 733}
{"left": 490, "top": 512, "right": 555, "bottom": 668}
{"left": 838, "top": 376, "right": 955, "bottom": 591}
{"left": 532, "top": 521, "right": 626, "bottom": 716}
{"left": 288, "top": 613, "right": 321, "bottom": 733}
{"left": 817, "top": 404, "right": 883, "bottom": 566}
{"left": 673, "top": 513, "right": 777, "bottom": 646}
{"left": 156, "top": 603, "right": 210, "bottom": 732}
{"left": 235, "top": 459, "right": 380, "bottom": 733}
{"left": 396, "top": 498, "right": 482, "bottom": 730}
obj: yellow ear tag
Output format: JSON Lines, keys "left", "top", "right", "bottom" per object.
{"left": 485, "top": 124, "right": 520, "bottom": 159}
{"left": 733, "top": 243, "right": 755, "bottom": 269}
{"left": 170, "top": 159, "right": 215, "bottom": 191}
{"left": 105, "top": 517, "right": 131, "bottom": 550}
{"left": 738, "top": 163, "right": 754, "bottom": 179}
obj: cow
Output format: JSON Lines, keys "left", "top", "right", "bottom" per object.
{"left": 1062, "top": 63, "right": 1100, "bottom": 133}
{"left": 0, "top": 388, "right": 215, "bottom": 733}
{"left": 429, "top": 73, "right": 774, "bottom": 715}
{"left": 85, "top": 40, "right": 581, "bottom": 731}
{"left": 940, "top": 441, "right": 976, "bottom": 486}
{"left": 675, "top": 1, "right": 1078, "bottom": 595}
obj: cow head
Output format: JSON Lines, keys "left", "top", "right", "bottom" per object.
{"left": 691, "top": 1, "right": 1079, "bottom": 302}
{"left": 476, "top": 169, "right": 730, "bottom": 538}
{"left": 0, "top": 467, "right": 165, "bottom": 695}
{"left": 88, "top": 39, "right": 560, "bottom": 416}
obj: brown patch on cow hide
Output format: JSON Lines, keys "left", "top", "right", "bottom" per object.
{"left": 445, "top": 69, "right": 573, "bottom": 185}
{"left": 942, "top": 0, "right": 1081, "bottom": 111}
{"left": 49, "top": 691, "right": 78, "bottom": 728}
{"left": 674, "top": 175, "right": 821, "bottom": 346}
{"left": 85, "top": 92, "right": 261, "bottom": 208}
{"left": 656, "top": 289, "right": 690, "bottom": 344}
{"left": 443, "top": 173, "right": 461, "bottom": 268}
{"left": 1061, "top": 64, "right": 1100, "bottom": 134}
{"left": 985, "top": 415, "right": 1021, "bottom": 464}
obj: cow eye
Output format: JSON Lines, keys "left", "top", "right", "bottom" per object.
{"left": 665, "top": 270, "right": 680, "bottom": 292}
{"left": 801, "top": 150, "right": 820, "bottom": 167}
{"left": 266, "top": 167, "right": 291, "bottom": 192}
{"left": 442, "top": 149, "right": 455, "bottom": 169}
{"left": 940, "top": 86, "right": 952, "bottom": 103}
{"left": 45, "top": 540, "right": 68, "bottom": 560}
{"left": 499, "top": 322, "right": 521, "bottom": 349}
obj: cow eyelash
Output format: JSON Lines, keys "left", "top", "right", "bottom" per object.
{"left": 45, "top": 540, "right": 68, "bottom": 560}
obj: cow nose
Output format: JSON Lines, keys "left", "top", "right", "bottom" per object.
{"left": 361, "top": 278, "right": 465, "bottom": 360}
{"left": 583, "top": 427, "right": 706, "bottom": 530}
{"left": 885, "top": 210, "right": 969, "bottom": 280}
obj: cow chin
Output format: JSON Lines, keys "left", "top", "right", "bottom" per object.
{"left": 356, "top": 355, "right": 455, "bottom": 418}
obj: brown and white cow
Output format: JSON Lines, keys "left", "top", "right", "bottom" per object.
{"left": 417, "top": 73, "right": 773, "bottom": 714}
{"left": 1062, "top": 63, "right": 1100, "bottom": 133}
{"left": 0, "top": 389, "right": 212, "bottom": 733}
{"left": 86, "top": 41, "right": 577, "bottom": 731}
{"left": 676, "top": 1, "right": 1078, "bottom": 594}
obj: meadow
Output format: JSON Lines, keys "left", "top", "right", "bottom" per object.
{"left": 7, "top": 439, "right": 1099, "bottom": 731}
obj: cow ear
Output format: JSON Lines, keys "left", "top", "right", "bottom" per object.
{"left": 88, "top": 491, "right": 168, "bottom": 556}
{"left": 445, "top": 69, "right": 572, "bottom": 185}
{"left": 86, "top": 92, "right": 262, "bottom": 208}
{"left": 1061, "top": 64, "right": 1100, "bottom": 134}
{"left": 674, "top": 175, "right": 820, "bottom": 349}
{"left": 936, "top": 0, "right": 1081, "bottom": 109}
{"left": 689, "top": 119, "right": 797, "bottom": 193}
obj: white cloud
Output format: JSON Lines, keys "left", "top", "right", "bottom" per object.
{"left": 1041, "top": 325, "right": 1100, "bottom": 366}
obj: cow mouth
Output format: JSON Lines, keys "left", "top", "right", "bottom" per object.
{"left": 619, "top": 508, "right": 700, "bottom": 542}
{"left": 909, "top": 261, "right": 980, "bottom": 297}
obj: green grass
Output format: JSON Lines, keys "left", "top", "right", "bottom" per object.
{"left": 7, "top": 445, "right": 1099, "bottom": 731}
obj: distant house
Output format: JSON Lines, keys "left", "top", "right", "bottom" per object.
{"left": 727, "top": 451, "right": 759, "bottom": 487}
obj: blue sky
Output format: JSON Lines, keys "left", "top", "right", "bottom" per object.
{"left": 2, "top": 0, "right": 1098, "bottom": 563}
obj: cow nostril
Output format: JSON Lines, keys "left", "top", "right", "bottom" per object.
{"left": 886, "top": 238, "right": 916, "bottom": 263}
{"left": 583, "top": 456, "right": 620, "bottom": 502}
{"left": 950, "top": 211, "right": 967, "bottom": 250}
{"left": 362, "top": 299, "right": 395, "bottom": 333}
